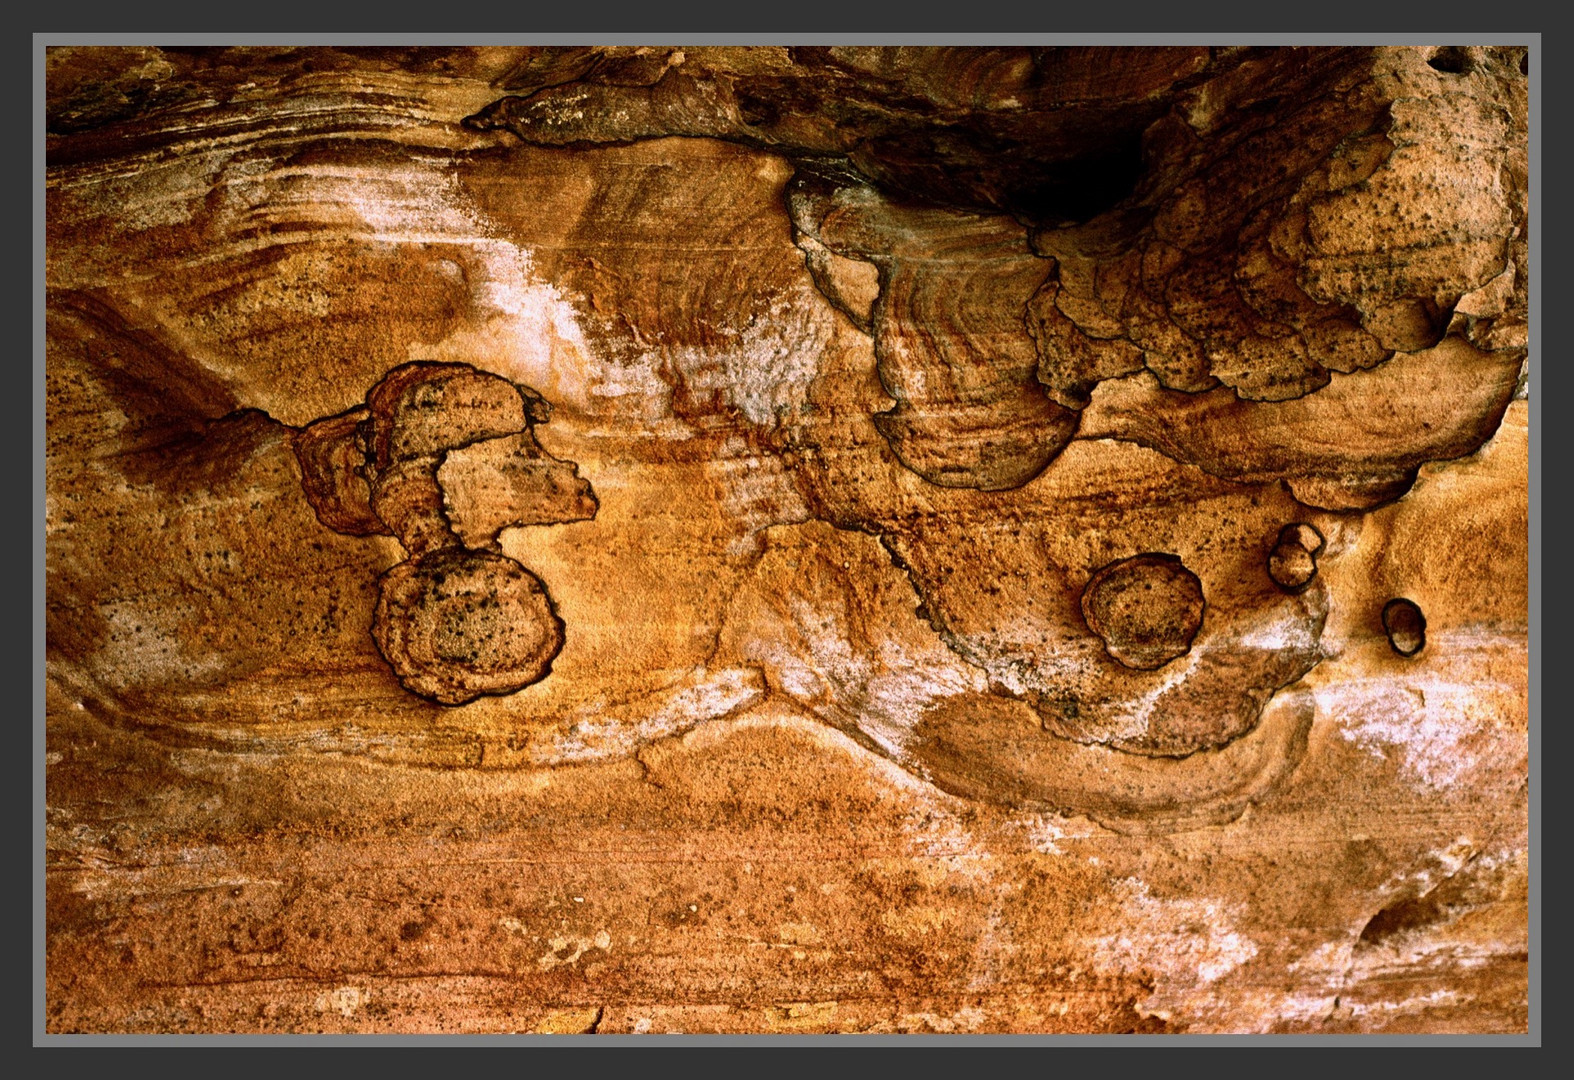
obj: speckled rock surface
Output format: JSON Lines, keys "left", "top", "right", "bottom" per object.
{"left": 45, "top": 44, "right": 1530, "bottom": 1034}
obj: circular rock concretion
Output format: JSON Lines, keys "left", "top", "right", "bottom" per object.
{"left": 1267, "top": 522, "right": 1326, "bottom": 594}
{"left": 1381, "top": 597, "right": 1427, "bottom": 657}
{"left": 372, "top": 547, "right": 565, "bottom": 705}
{"left": 1081, "top": 553, "right": 1206, "bottom": 671}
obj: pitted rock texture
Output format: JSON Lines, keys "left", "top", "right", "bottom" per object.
{"left": 46, "top": 45, "right": 1529, "bottom": 1036}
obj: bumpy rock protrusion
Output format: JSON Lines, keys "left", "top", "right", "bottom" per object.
{"left": 1268, "top": 522, "right": 1327, "bottom": 594}
{"left": 1081, "top": 553, "right": 1205, "bottom": 670}
{"left": 787, "top": 173, "right": 1080, "bottom": 492}
{"left": 437, "top": 434, "right": 599, "bottom": 550}
{"left": 372, "top": 547, "right": 565, "bottom": 705}
{"left": 293, "top": 406, "right": 389, "bottom": 537}
{"left": 294, "top": 361, "right": 596, "bottom": 704}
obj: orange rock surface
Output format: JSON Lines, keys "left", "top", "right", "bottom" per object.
{"left": 45, "top": 44, "right": 1530, "bottom": 1034}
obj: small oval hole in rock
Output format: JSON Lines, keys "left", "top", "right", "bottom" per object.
{"left": 1382, "top": 598, "right": 1427, "bottom": 657}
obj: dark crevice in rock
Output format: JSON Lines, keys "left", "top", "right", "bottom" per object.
{"left": 1427, "top": 46, "right": 1474, "bottom": 75}
{"left": 1356, "top": 848, "right": 1489, "bottom": 950}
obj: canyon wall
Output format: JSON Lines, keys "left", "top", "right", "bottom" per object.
{"left": 44, "top": 44, "right": 1531, "bottom": 1034}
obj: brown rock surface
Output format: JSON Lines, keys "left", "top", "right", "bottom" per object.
{"left": 45, "top": 44, "right": 1530, "bottom": 1034}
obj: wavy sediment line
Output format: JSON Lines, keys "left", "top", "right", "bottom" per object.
{"left": 909, "top": 684, "right": 1317, "bottom": 834}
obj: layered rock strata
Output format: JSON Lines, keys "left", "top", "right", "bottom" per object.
{"left": 45, "top": 44, "right": 1530, "bottom": 1035}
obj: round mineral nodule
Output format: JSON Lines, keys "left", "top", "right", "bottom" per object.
{"left": 1267, "top": 522, "right": 1326, "bottom": 594}
{"left": 372, "top": 547, "right": 564, "bottom": 704}
{"left": 1081, "top": 553, "right": 1206, "bottom": 671}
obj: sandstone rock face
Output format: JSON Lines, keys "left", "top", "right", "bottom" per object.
{"left": 45, "top": 45, "right": 1530, "bottom": 1034}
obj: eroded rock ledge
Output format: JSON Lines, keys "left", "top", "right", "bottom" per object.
{"left": 470, "top": 44, "right": 1526, "bottom": 497}
{"left": 45, "top": 45, "right": 1530, "bottom": 1035}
